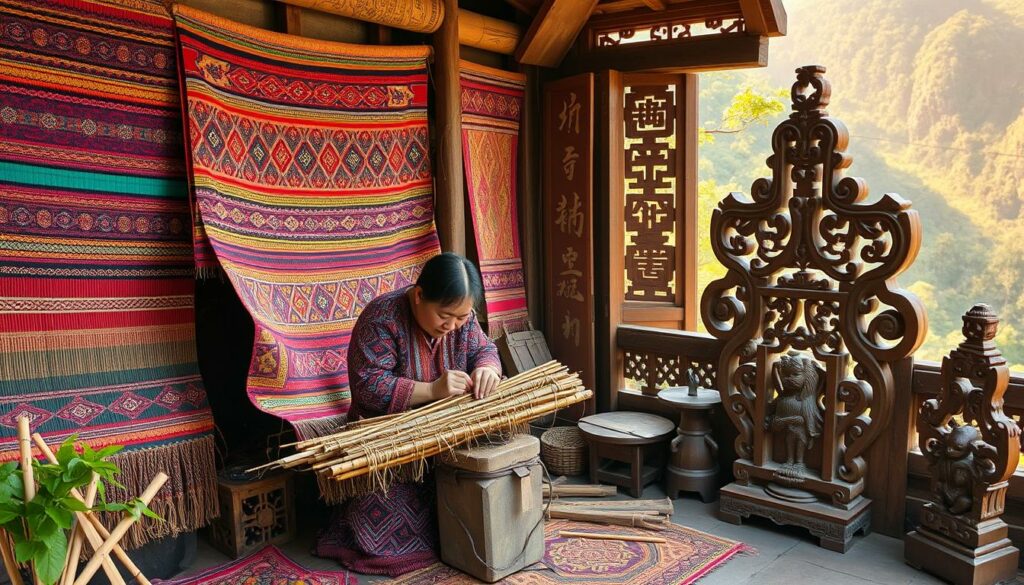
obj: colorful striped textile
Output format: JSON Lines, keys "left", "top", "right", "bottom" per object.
{"left": 459, "top": 60, "right": 530, "bottom": 336}
{"left": 173, "top": 6, "right": 440, "bottom": 438}
{"left": 0, "top": 0, "right": 217, "bottom": 547}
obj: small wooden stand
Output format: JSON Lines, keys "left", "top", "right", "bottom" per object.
{"left": 578, "top": 412, "right": 675, "bottom": 498}
{"left": 658, "top": 387, "right": 721, "bottom": 502}
{"left": 208, "top": 467, "right": 295, "bottom": 559}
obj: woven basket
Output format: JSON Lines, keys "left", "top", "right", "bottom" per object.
{"left": 540, "top": 426, "right": 588, "bottom": 476}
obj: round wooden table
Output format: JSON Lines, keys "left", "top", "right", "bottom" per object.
{"left": 657, "top": 387, "right": 721, "bottom": 502}
{"left": 577, "top": 411, "right": 675, "bottom": 498}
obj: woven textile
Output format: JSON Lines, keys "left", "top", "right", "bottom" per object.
{"left": 173, "top": 6, "right": 440, "bottom": 437}
{"left": 157, "top": 545, "right": 355, "bottom": 585}
{"left": 0, "top": 0, "right": 217, "bottom": 547}
{"left": 393, "top": 519, "right": 750, "bottom": 584}
{"left": 459, "top": 61, "right": 529, "bottom": 336}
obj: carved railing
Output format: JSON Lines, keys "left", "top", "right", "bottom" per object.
{"left": 586, "top": 5, "right": 745, "bottom": 49}
{"left": 616, "top": 324, "right": 721, "bottom": 394}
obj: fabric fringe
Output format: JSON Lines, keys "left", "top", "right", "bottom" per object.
{"left": 292, "top": 416, "right": 348, "bottom": 442}
{"left": 99, "top": 435, "right": 219, "bottom": 549}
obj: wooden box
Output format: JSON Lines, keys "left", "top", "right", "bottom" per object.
{"left": 436, "top": 435, "right": 544, "bottom": 582}
{"left": 208, "top": 470, "right": 295, "bottom": 558}
{"left": 496, "top": 328, "right": 552, "bottom": 376}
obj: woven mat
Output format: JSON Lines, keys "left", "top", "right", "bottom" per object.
{"left": 393, "top": 519, "right": 752, "bottom": 584}
{"left": 157, "top": 546, "right": 355, "bottom": 585}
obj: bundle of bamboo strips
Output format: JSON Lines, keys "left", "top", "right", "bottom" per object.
{"left": 545, "top": 499, "right": 673, "bottom": 531}
{"left": 542, "top": 483, "right": 617, "bottom": 498}
{"left": 256, "top": 362, "right": 592, "bottom": 496}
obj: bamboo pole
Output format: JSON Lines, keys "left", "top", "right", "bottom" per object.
{"left": 17, "top": 417, "right": 42, "bottom": 585}
{"left": 31, "top": 435, "right": 148, "bottom": 585}
{"left": 71, "top": 473, "right": 168, "bottom": 585}
{"left": 60, "top": 473, "right": 97, "bottom": 585}
{"left": 458, "top": 9, "right": 521, "bottom": 54}
{"left": 559, "top": 530, "right": 667, "bottom": 544}
{"left": 542, "top": 484, "right": 617, "bottom": 497}
{"left": 546, "top": 508, "right": 669, "bottom": 530}
{"left": 0, "top": 529, "right": 24, "bottom": 585}
{"left": 547, "top": 498, "right": 674, "bottom": 515}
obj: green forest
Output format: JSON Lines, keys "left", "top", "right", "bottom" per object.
{"left": 695, "top": 0, "right": 1024, "bottom": 369}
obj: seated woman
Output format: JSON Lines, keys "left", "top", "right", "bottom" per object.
{"left": 315, "top": 252, "right": 502, "bottom": 576}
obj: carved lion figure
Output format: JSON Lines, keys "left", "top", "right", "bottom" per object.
{"left": 936, "top": 422, "right": 982, "bottom": 516}
{"left": 768, "top": 351, "right": 825, "bottom": 478}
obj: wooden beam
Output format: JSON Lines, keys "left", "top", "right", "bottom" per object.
{"left": 518, "top": 66, "right": 543, "bottom": 330}
{"left": 515, "top": 0, "right": 598, "bottom": 68}
{"left": 760, "top": 0, "right": 787, "bottom": 36}
{"left": 680, "top": 73, "right": 698, "bottom": 330}
{"left": 432, "top": 0, "right": 465, "bottom": 254}
{"left": 738, "top": 0, "right": 768, "bottom": 34}
{"left": 641, "top": 0, "right": 666, "bottom": 9}
{"left": 505, "top": 0, "right": 540, "bottom": 15}
{"left": 459, "top": 9, "right": 522, "bottom": 55}
{"left": 562, "top": 34, "right": 768, "bottom": 74}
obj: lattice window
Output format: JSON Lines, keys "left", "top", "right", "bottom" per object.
{"left": 595, "top": 18, "right": 745, "bottom": 47}
{"left": 624, "top": 83, "right": 678, "bottom": 301}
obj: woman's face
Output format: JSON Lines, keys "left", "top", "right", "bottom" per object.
{"left": 410, "top": 287, "right": 474, "bottom": 339}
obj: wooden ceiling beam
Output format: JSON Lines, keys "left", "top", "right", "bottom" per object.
{"left": 641, "top": 0, "right": 667, "bottom": 9}
{"left": 561, "top": 33, "right": 767, "bottom": 74}
{"left": 738, "top": 0, "right": 767, "bottom": 34}
{"left": 504, "top": 0, "right": 541, "bottom": 15}
{"left": 515, "top": 0, "right": 599, "bottom": 67}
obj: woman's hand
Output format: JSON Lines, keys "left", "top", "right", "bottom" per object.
{"left": 432, "top": 370, "right": 472, "bottom": 399}
{"left": 470, "top": 367, "right": 501, "bottom": 400}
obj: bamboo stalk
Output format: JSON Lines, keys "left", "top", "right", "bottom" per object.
{"left": 31, "top": 435, "right": 149, "bottom": 585}
{"left": 546, "top": 508, "right": 669, "bottom": 530}
{"left": 0, "top": 529, "right": 24, "bottom": 585}
{"left": 547, "top": 498, "right": 674, "bottom": 515}
{"left": 60, "top": 473, "right": 97, "bottom": 585}
{"left": 558, "top": 530, "right": 666, "bottom": 544}
{"left": 17, "top": 417, "right": 42, "bottom": 585}
{"left": 71, "top": 473, "right": 168, "bottom": 585}
{"left": 543, "top": 484, "right": 618, "bottom": 497}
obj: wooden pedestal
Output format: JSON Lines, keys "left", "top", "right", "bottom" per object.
{"left": 579, "top": 412, "right": 675, "bottom": 498}
{"left": 905, "top": 520, "right": 1019, "bottom": 585}
{"left": 658, "top": 388, "right": 720, "bottom": 502}
{"left": 718, "top": 482, "right": 871, "bottom": 552}
{"left": 208, "top": 469, "right": 295, "bottom": 559}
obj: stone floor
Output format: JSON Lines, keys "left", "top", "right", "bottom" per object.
{"left": 181, "top": 479, "right": 1012, "bottom": 585}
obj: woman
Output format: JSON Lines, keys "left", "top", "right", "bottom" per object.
{"left": 315, "top": 252, "right": 502, "bottom": 576}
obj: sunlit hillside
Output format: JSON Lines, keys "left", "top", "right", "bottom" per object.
{"left": 697, "top": 0, "right": 1024, "bottom": 369}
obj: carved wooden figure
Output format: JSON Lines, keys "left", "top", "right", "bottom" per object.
{"left": 905, "top": 304, "right": 1020, "bottom": 585}
{"left": 703, "top": 65, "right": 926, "bottom": 552}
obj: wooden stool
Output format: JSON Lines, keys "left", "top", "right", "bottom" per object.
{"left": 658, "top": 386, "right": 721, "bottom": 502}
{"left": 208, "top": 467, "right": 296, "bottom": 558}
{"left": 578, "top": 412, "right": 675, "bottom": 497}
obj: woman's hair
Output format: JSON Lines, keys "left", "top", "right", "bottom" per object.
{"left": 416, "top": 252, "right": 483, "bottom": 307}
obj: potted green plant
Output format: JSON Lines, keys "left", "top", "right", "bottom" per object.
{"left": 0, "top": 429, "right": 162, "bottom": 585}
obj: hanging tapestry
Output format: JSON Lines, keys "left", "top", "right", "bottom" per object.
{"left": 459, "top": 60, "right": 530, "bottom": 336}
{"left": 0, "top": 0, "right": 218, "bottom": 547}
{"left": 173, "top": 5, "right": 440, "bottom": 438}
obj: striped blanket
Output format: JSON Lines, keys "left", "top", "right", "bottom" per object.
{"left": 0, "top": 0, "right": 217, "bottom": 547}
{"left": 174, "top": 6, "right": 440, "bottom": 438}
{"left": 459, "top": 61, "right": 529, "bottom": 336}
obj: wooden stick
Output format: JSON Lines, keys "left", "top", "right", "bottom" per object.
{"left": 547, "top": 498, "right": 674, "bottom": 515}
{"left": 60, "top": 473, "right": 97, "bottom": 585}
{"left": 546, "top": 508, "right": 668, "bottom": 530}
{"left": 543, "top": 484, "right": 617, "bottom": 497}
{"left": 558, "top": 530, "right": 666, "bottom": 544}
{"left": 72, "top": 473, "right": 168, "bottom": 585}
{"left": 31, "top": 435, "right": 147, "bottom": 585}
{"left": 17, "top": 417, "right": 42, "bottom": 585}
{"left": 0, "top": 529, "right": 24, "bottom": 585}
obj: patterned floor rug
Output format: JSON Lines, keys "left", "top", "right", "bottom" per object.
{"left": 392, "top": 519, "right": 750, "bottom": 584}
{"left": 157, "top": 546, "right": 355, "bottom": 585}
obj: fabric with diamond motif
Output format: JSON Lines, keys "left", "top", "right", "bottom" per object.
{"left": 459, "top": 60, "right": 530, "bottom": 336}
{"left": 392, "top": 519, "right": 751, "bottom": 584}
{"left": 156, "top": 545, "right": 355, "bottom": 585}
{"left": 0, "top": 0, "right": 217, "bottom": 548}
{"left": 173, "top": 6, "right": 440, "bottom": 437}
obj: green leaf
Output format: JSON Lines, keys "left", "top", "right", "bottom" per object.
{"left": 60, "top": 497, "right": 88, "bottom": 513}
{"left": 95, "top": 445, "right": 124, "bottom": 459}
{"left": 44, "top": 506, "right": 73, "bottom": 530}
{"left": 56, "top": 437, "right": 78, "bottom": 466}
{"left": 140, "top": 505, "right": 163, "bottom": 521}
{"left": 35, "top": 527, "right": 68, "bottom": 585}
{"left": 0, "top": 507, "right": 20, "bottom": 525}
{"left": 0, "top": 468, "right": 22, "bottom": 502}
{"left": 13, "top": 540, "right": 41, "bottom": 564}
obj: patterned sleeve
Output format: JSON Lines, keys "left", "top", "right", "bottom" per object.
{"left": 347, "top": 317, "right": 417, "bottom": 418}
{"left": 465, "top": 311, "right": 502, "bottom": 374}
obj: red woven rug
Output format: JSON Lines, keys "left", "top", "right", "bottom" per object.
{"left": 173, "top": 6, "right": 440, "bottom": 438}
{"left": 459, "top": 60, "right": 529, "bottom": 336}
{"left": 158, "top": 546, "right": 355, "bottom": 585}
{"left": 393, "top": 519, "right": 750, "bottom": 584}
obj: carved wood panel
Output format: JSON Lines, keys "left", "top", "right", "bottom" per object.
{"left": 544, "top": 74, "right": 596, "bottom": 397}
{"left": 624, "top": 82, "right": 678, "bottom": 302}
{"left": 702, "top": 66, "right": 925, "bottom": 543}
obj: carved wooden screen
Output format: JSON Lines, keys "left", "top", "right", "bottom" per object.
{"left": 544, "top": 74, "right": 596, "bottom": 401}
{"left": 621, "top": 73, "right": 696, "bottom": 330}
{"left": 704, "top": 66, "right": 926, "bottom": 552}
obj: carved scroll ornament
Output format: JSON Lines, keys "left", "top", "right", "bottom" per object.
{"left": 701, "top": 65, "right": 926, "bottom": 502}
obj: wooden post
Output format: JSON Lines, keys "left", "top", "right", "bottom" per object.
{"left": 679, "top": 73, "right": 698, "bottom": 331}
{"left": 432, "top": 0, "right": 465, "bottom": 254}
{"left": 518, "top": 66, "right": 543, "bottom": 330}
{"left": 17, "top": 417, "right": 42, "bottom": 585}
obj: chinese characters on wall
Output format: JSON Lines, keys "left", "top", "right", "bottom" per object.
{"left": 544, "top": 75, "right": 595, "bottom": 395}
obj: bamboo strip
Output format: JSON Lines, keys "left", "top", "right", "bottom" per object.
{"left": 71, "top": 473, "right": 168, "bottom": 585}
{"left": 17, "top": 417, "right": 42, "bottom": 585}
{"left": 547, "top": 498, "right": 674, "bottom": 515}
{"left": 542, "top": 484, "right": 618, "bottom": 497}
{"left": 0, "top": 529, "right": 24, "bottom": 585}
{"left": 546, "top": 508, "right": 668, "bottom": 530}
{"left": 60, "top": 473, "right": 97, "bottom": 585}
{"left": 31, "top": 435, "right": 149, "bottom": 585}
{"left": 559, "top": 530, "right": 666, "bottom": 544}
